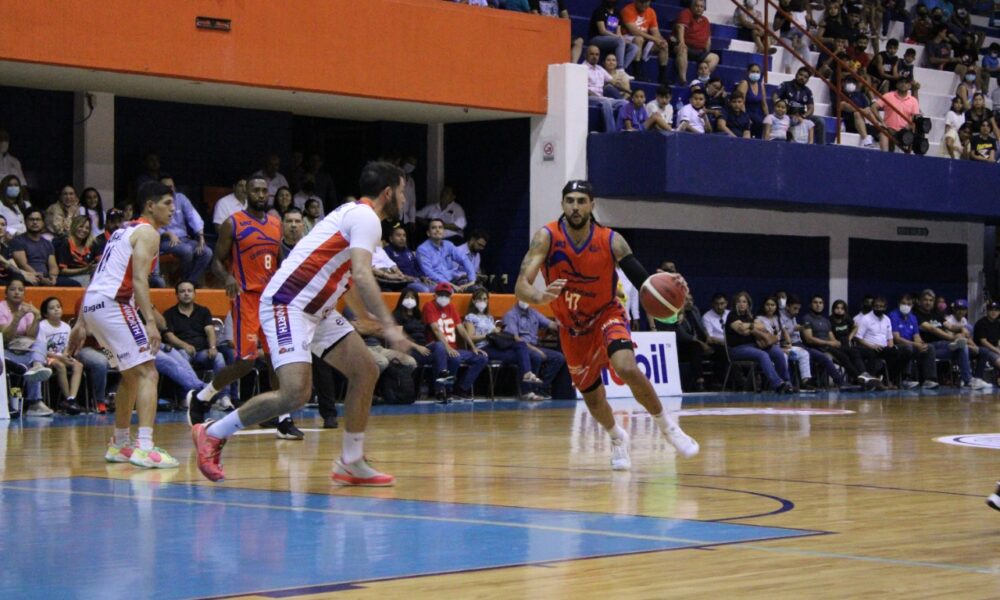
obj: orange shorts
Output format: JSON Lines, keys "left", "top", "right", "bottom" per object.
{"left": 233, "top": 292, "right": 268, "bottom": 360}
{"left": 559, "top": 304, "right": 633, "bottom": 391}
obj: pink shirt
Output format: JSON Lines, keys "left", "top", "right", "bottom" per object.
{"left": 876, "top": 92, "right": 920, "bottom": 131}
{"left": 0, "top": 301, "right": 34, "bottom": 336}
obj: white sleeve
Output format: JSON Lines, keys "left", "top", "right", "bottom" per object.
{"left": 856, "top": 316, "right": 870, "bottom": 342}
{"left": 344, "top": 206, "right": 383, "bottom": 252}
{"left": 451, "top": 203, "right": 467, "bottom": 232}
{"left": 212, "top": 197, "right": 228, "bottom": 225}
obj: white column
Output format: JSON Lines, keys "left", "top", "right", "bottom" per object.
{"left": 73, "top": 92, "right": 115, "bottom": 209}
{"left": 828, "top": 235, "right": 849, "bottom": 304}
{"left": 528, "top": 63, "right": 588, "bottom": 235}
{"left": 426, "top": 123, "right": 445, "bottom": 209}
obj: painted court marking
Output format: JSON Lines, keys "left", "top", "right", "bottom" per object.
{"left": 934, "top": 433, "right": 1000, "bottom": 449}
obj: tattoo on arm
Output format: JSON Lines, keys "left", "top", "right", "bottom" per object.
{"left": 611, "top": 231, "right": 633, "bottom": 262}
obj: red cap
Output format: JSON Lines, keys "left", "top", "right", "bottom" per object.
{"left": 434, "top": 282, "right": 454, "bottom": 295}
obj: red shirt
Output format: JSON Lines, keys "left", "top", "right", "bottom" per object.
{"left": 621, "top": 2, "right": 659, "bottom": 33}
{"left": 676, "top": 8, "right": 710, "bottom": 50}
{"left": 422, "top": 300, "right": 462, "bottom": 349}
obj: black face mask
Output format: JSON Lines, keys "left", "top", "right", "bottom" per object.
{"left": 862, "top": 302, "right": 873, "bottom": 312}
{"left": 873, "top": 309, "right": 886, "bottom": 317}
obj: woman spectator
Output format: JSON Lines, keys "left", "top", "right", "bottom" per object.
{"left": 829, "top": 299, "right": 856, "bottom": 344}
{"left": 941, "top": 95, "right": 966, "bottom": 159}
{"left": 80, "top": 187, "right": 105, "bottom": 237}
{"left": 956, "top": 69, "right": 982, "bottom": 112}
{"left": 303, "top": 198, "right": 323, "bottom": 234}
{"left": 43, "top": 211, "right": 68, "bottom": 243}
{"left": 964, "top": 93, "right": 997, "bottom": 138}
{"left": 828, "top": 298, "right": 879, "bottom": 386}
{"left": 0, "top": 276, "right": 54, "bottom": 416}
{"left": 588, "top": 0, "right": 638, "bottom": 73}
{"left": 970, "top": 119, "right": 997, "bottom": 162}
{"left": 725, "top": 291, "right": 792, "bottom": 393}
{"left": 602, "top": 53, "right": 631, "bottom": 100}
{"left": 0, "top": 215, "right": 20, "bottom": 284}
{"left": 0, "top": 174, "right": 29, "bottom": 239}
{"left": 756, "top": 296, "right": 814, "bottom": 390}
{"left": 55, "top": 215, "right": 98, "bottom": 287}
{"left": 463, "top": 289, "right": 544, "bottom": 400}
{"left": 391, "top": 289, "right": 447, "bottom": 399}
{"left": 268, "top": 186, "right": 294, "bottom": 220}
{"left": 37, "top": 297, "right": 83, "bottom": 415}
{"left": 735, "top": 63, "right": 768, "bottom": 138}
{"left": 763, "top": 99, "right": 791, "bottom": 141}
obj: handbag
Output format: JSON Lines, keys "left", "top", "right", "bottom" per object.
{"left": 487, "top": 331, "right": 516, "bottom": 350}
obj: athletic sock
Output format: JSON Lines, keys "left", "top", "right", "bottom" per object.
{"left": 342, "top": 432, "right": 365, "bottom": 464}
{"left": 137, "top": 427, "right": 153, "bottom": 451}
{"left": 114, "top": 428, "right": 131, "bottom": 446}
{"left": 196, "top": 383, "right": 219, "bottom": 403}
{"left": 206, "top": 411, "right": 245, "bottom": 440}
{"left": 607, "top": 424, "right": 627, "bottom": 441}
{"left": 279, "top": 413, "right": 291, "bottom": 422}
{"left": 651, "top": 411, "right": 674, "bottom": 433}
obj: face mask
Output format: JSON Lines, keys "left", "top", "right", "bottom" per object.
{"left": 873, "top": 309, "right": 885, "bottom": 318}
{"left": 965, "top": 74, "right": 976, "bottom": 82}
{"left": 401, "top": 298, "right": 417, "bottom": 310}
{"left": 435, "top": 295, "right": 451, "bottom": 307}
{"left": 899, "top": 304, "right": 912, "bottom": 315}
{"left": 0, "top": 142, "right": 8, "bottom": 154}
{"left": 518, "top": 301, "right": 530, "bottom": 310}
{"left": 778, "top": 298, "right": 786, "bottom": 309}
{"left": 5, "top": 186, "right": 18, "bottom": 199}
{"left": 748, "top": 72, "right": 761, "bottom": 82}
{"left": 862, "top": 302, "right": 873, "bottom": 313}
{"left": 403, "top": 163, "right": 415, "bottom": 174}
{"left": 845, "top": 83, "right": 857, "bottom": 93}
{"left": 698, "top": 75, "right": 709, "bottom": 83}
{"left": 474, "top": 301, "right": 487, "bottom": 312}
{"left": 745, "top": 0, "right": 756, "bottom": 6}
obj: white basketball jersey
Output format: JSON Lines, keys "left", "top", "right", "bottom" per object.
{"left": 88, "top": 219, "right": 158, "bottom": 303}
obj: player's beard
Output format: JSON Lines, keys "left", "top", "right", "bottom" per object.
{"left": 566, "top": 213, "right": 590, "bottom": 230}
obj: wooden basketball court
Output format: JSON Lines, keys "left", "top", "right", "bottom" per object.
{"left": 2, "top": 390, "right": 998, "bottom": 598}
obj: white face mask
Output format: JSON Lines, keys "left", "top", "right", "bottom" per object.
{"left": 0, "top": 142, "right": 9, "bottom": 154}
{"left": 5, "top": 186, "right": 18, "bottom": 199}
{"left": 401, "top": 297, "right": 417, "bottom": 310}
{"left": 403, "top": 163, "right": 415, "bottom": 174}
{"left": 778, "top": 298, "right": 787, "bottom": 309}
{"left": 899, "top": 304, "right": 912, "bottom": 315}
{"left": 518, "top": 301, "right": 530, "bottom": 310}
{"left": 435, "top": 295, "right": 451, "bottom": 307}
{"left": 844, "top": 83, "right": 857, "bottom": 93}
{"left": 474, "top": 301, "right": 488, "bottom": 312}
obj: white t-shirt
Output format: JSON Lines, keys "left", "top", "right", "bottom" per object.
{"left": 0, "top": 152, "right": 25, "bottom": 187}
{"left": 372, "top": 244, "right": 397, "bottom": 270}
{"left": 702, "top": 309, "right": 730, "bottom": 341}
{"left": 764, "top": 114, "right": 791, "bottom": 141}
{"left": 945, "top": 109, "right": 965, "bottom": 132}
{"left": 38, "top": 319, "right": 71, "bottom": 355}
{"left": 789, "top": 119, "right": 814, "bottom": 143}
{"left": 677, "top": 104, "right": 706, "bottom": 133}
{"left": 646, "top": 100, "right": 673, "bottom": 127}
{"left": 856, "top": 312, "right": 892, "bottom": 348}
{"left": 212, "top": 193, "right": 245, "bottom": 226}
{"left": 415, "top": 201, "right": 467, "bottom": 239}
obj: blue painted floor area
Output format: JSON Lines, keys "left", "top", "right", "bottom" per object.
{"left": 0, "top": 477, "right": 823, "bottom": 600}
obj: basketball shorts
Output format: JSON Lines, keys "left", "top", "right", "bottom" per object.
{"left": 260, "top": 298, "right": 355, "bottom": 371}
{"left": 560, "top": 303, "right": 633, "bottom": 391}
{"left": 80, "top": 292, "right": 154, "bottom": 371}
{"left": 233, "top": 292, "right": 268, "bottom": 360}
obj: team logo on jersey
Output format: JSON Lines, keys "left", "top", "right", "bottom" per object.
{"left": 274, "top": 304, "right": 294, "bottom": 351}
{"left": 83, "top": 301, "right": 105, "bottom": 313}
{"left": 121, "top": 305, "right": 148, "bottom": 347}
{"left": 547, "top": 250, "right": 601, "bottom": 283}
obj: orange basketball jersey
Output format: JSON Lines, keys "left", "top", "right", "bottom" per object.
{"left": 543, "top": 219, "right": 619, "bottom": 333}
{"left": 230, "top": 211, "right": 282, "bottom": 293}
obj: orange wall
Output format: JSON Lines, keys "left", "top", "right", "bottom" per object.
{"left": 0, "top": 0, "right": 565, "bottom": 115}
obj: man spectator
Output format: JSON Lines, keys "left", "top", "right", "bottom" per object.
{"left": 773, "top": 295, "right": 817, "bottom": 390}
{"left": 135, "top": 151, "right": 161, "bottom": 189}
{"left": 854, "top": 296, "right": 901, "bottom": 384}
{"left": 503, "top": 300, "right": 565, "bottom": 399}
{"left": 385, "top": 225, "right": 432, "bottom": 292}
{"left": 775, "top": 67, "right": 826, "bottom": 145}
{"left": 92, "top": 208, "right": 124, "bottom": 259}
{"left": 622, "top": 0, "right": 671, "bottom": 83}
{"left": 0, "top": 129, "right": 26, "bottom": 185}
{"left": 889, "top": 293, "right": 936, "bottom": 388}
{"left": 423, "top": 282, "right": 489, "bottom": 402}
{"left": 416, "top": 185, "right": 467, "bottom": 242}
{"left": 212, "top": 178, "right": 247, "bottom": 228}
{"left": 159, "top": 176, "right": 213, "bottom": 285}
{"left": 163, "top": 281, "right": 235, "bottom": 409}
{"left": 11, "top": 208, "right": 78, "bottom": 286}
{"left": 673, "top": 0, "right": 720, "bottom": 85}
{"left": 839, "top": 76, "right": 881, "bottom": 148}
{"left": 675, "top": 294, "right": 712, "bottom": 391}
{"left": 717, "top": 93, "right": 752, "bottom": 138}
{"left": 582, "top": 45, "right": 625, "bottom": 132}
{"left": 456, "top": 229, "right": 489, "bottom": 284}
{"left": 373, "top": 241, "right": 422, "bottom": 292}
{"left": 677, "top": 88, "right": 712, "bottom": 133}
{"left": 530, "top": 0, "right": 584, "bottom": 63}
{"left": 417, "top": 218, "right": 476, "bottom": 291}
{"left": 252, "top": 153, "right": 289, "bottom": 205}
{"left": 589, "top": 0, "right": 638, "bottom": 73}
{"left": 913, "top": 288, "right": 990, "bottom": 389}
{"left": 875, "top": 77, "right": 922, "bottom": 152}
{"left": 974, "top": 301, "right": 1000, "bottom": 381}
{"left": 801, "top": 295, "right": 876, "bottom": 389}
{"left": 279, "top": 207, "right": 304, "bottom": 258}
{"left": 734, "top": 0, "right": 775, "bottom": 56}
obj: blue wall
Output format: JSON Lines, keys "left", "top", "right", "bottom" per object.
{"left": 847, "top": 238, "right": 968, "bottom": 308}
{"left": 0, "top": 85, "right": 74, "bottom": 206}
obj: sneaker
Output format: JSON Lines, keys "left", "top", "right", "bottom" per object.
{"left": 862, "top": 134, "right": 876, "bottom": 148}
{"left": 129, "top": 447, "right": 179, "bottom": 469}
{"left": 332, "top": 457, "right": 395, "bottom": 487}
{"left": 276, "top": 418, "right": 304, "bottom": 440}
{"left": 522, "top": 372, "right": 543, "bottom": 384}
{"left": 948, "top": 337, "right": 967, "bottom": 350}
{"left": 214, "top": 395, "right": 235, "bottom": 411}
{"left": 191, "top": 422, "right": 226, "bottom": 482}
{"left": 988, "top": 482, "right": 1000, "bottom": 512}
{"left": 104, "top": 437, "right": 134, "bottom": 463}
{"left": 96, "top": 402, "right": 108, "bottom": 414}
{"left": 520, "top": 392, "right": 544, "bottom": 401}
{"left": 451, "top": 388, "right": 474, "bottom": 401}
{"left": 663, "top": 417, "right": 700, "bottom": 458}
{"left": 800, "top": 378, "right": 817, "bottom": 391}
{"left": 59, "top": 399, "right": 82, "bottom": 415}
{"left": 186, "top": 389, "right": 210, "bottom": 426}
{"left": 25, "top": 401, "right": 54, "bottom": 417}
{"left": 23, "top": 365, "right": 52, "bottom": 383}
{"left": 434, "top": 370, "right": 455, "bottom": 386}
{"left": 323, "top": 415, "right": 339, "bottom": 429}
{"left": 902, "top": 379, "right": 920, "bottom": 389}
{"left": 611, "top": 432, "right": 631, "bottom": 471}
{"left": 921, "top": 380, "right": 939, "bottom": 389}
{"left": 434, "top": 389, "right": 450, "bottom": 405}
{"left": 969, "top": 377, "right": 993, "bottom": 391}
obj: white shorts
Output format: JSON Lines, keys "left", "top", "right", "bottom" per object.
{"left": 259, "top": 299, "right": 356, "bottom": 370}
{"left": 81, "top": 293, "right": 155, "bottom": 371}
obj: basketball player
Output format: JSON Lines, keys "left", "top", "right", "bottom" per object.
{"left": 67, "top": 181, "right": 179, "bottom": 468}
{"left": 187, "top": 175, "right": 302, "bottom": 440}
{"left": 515, "top": 180, "right": 698, "bottom": 470}
{"left": 192, "top": 162, "right": 418, "bottom": 484}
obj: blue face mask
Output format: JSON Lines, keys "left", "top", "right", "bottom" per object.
{"left": 748, "top": 72, "right": 761, "bottom": 82}
{"left": 5, "top": 186, "right": 18, "bottom": 199}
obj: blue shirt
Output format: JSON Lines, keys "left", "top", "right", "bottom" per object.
{"left": 618, "top": 103, "right": 649, "bottom": 131}
{"left": 983, "top": 54, "right": 999, "bottom": 70}
{"left": 846, "top": 90, "right": 869, "bottom": 109}
{"left": 720, "top": 107, "right": 752, "bottom": 137}
{"left": 385, "top": 244, "right": 423, "bottom": 279}
{"left": 889, "top": 309, "right": 919, "bottom": 341}
{"left": 160, "top": 192, "right": 204, "bottom": 240}
{"left": 777, "top": 81, "right": 814, "bottom": 113}
{"left": 416, "top": 239, "right": 475, "bottom": 284}
{"left": 502, "top": 305, "right": 553, "bottom": 345}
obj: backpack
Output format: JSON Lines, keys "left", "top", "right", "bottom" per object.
{"left": 379, "top": 362, "right": 417, "bottom": 405}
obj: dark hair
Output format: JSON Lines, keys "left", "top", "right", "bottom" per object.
{"left": 730, "top": 92, "right": 745, "bottom": 102}
{"left": 711, "top": 292, "right": 727, "bottom": 302}
{"left": 427, "top": 218, "right": 445, "bottom": 229}
{"left": 358, "top": 161, "right": 405, "bottom": 199}
{"left": 467, "top": 228, "right": 489, "bottom": 242}
{"left": 273, "top": 186, "right": 293, "bottom": 214}
{"left": 899, "top": 293, "right": 914, "bottom": 303}
{"left": 135, "top": 181, "right": 173, "bottom": 217}
{"left": 811, "top": 294, "right": 825, "bottom": 303}
{"left": 304, "top": 198, "right": 321, "bottom": 213}
{"left": 246, "top": 173, "right": 268, "bottom": 188}
{"left": 830, "top": 299, "right": 848, "bottom": 316}
{"left": 886, "top": 38, "right": 899, "bottom": 48}
{"left": 873, "top": 295, "right": 887, "bottom": 306}
{"left": 796, "top": 66, "right": 811, "bottom": 77}
{"left": 282, "top": 206, "right": 303, "bottom": 221}
{"left": 80, "top": 187, "right": 105, "bottom": 230}
{"left": 174, "top": 280, "right": 196, "bottom": 293}
{"left": 904, "top": 48, "right": 916, "bottom": 56}
{"left": 5, "top": 273, "right": 26, "bottom": 289}
{"left": 746, "top": 62, "right": 762, "bottom": 72}
{"left": 467, "top": 288, "right": 490, "bottom": 316}
{"left": 707, "top": 76, "right": 722, "bottom": 85}
{"left": 690, "top": 89, "right": 706, "bottom": 99}
{"left": 786, "top": 294, "right": 801, "bottom": 307}
{"left": 0, "top": 174, "right": 25, "bottom": 212}
{"left": 393, "top": 288, "right": 421, "bottom": 316}
{"left": 656, "top": 84, "right": 672, "bottom": 97}
{"left": 40, "top": 296, "right": 62, "bottom": 318}
{"left": 759, "top": 295, "right": 780, "bottom": 316}
{"left": 24, "top": 207, "right": 43, "bottom": 221}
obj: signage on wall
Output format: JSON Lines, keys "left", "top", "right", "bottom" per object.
{"left": 578, "top": 332, "right": 682, "bottom": 398}
{"left": 542, "top": 140, "right": 555, "bottom": 162}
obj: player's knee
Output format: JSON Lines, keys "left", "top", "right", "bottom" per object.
{"left": 615, "top": 361, "right": 643, "bottom": 382}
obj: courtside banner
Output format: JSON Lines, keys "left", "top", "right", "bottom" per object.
{"left": 579, "top": 332, "right": 682, "bottom": 398}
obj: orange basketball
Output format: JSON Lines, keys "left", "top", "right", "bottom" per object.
{"left": 639, "top": 273, "right": 688, "bottom": 320}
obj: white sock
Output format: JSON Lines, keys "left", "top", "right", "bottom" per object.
{"left": 652, "top": 411, "right": 675, "bottom": 433}
{"left": 279, "top": 413, "right": 291, "bottom": 422}
{"left": 114, "top": 428, "right": 131, "bottom": 446}
{"left": 342, "top": 432, "right": 365, "bottom": 464}
{"left": 206, "top": 411, "right": 245, "bottom": 440}
{"left": 196, "top": 383, "right": 219, "bottom": 403}
{"left": 607, "top": 424, "right": 627, "bottom": 441}
{"left": 137, "top": 427, "right": 153, "bottom": 450}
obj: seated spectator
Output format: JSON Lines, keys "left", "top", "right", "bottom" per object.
{"left": 788, "top": 108, "right": 815, "bottom": 144}
{"left": 941, "top": 95, "right": 966, "bottom": 159}
{"left": 55, "top": 215, "right": 98, "bottom": 287}
{"left": 701, "top": 292, "right": 732, "bottom": 383}
{"left": 673, "top": 0, "right": 719, "bottom": 85}
{"left": 463, "top": 288, "right": 545, "bottom": 400}
{"left": 344, "top": 307, "right": 417, "bottom": 386}
{"left": 889, "top": 293, "right": 936, "bottom": 388}
{"left": 845, "top": 36, "right": 872, "bottom": 74}
{"left": 774, "top": 0, "right": 811, "bottom": 74}
{"left": 717, "top": 93, "right": 752, "bottom": 139}
{"left": 416, "top": 185, "right": 467, "bottom": 243}
{"left": 37, "top": 297, "right": 83, "bottom": 414}
{"left": 868, "top": 38, "right": 902, "bottom": 93}
{"left": 43, "top": 210, "right": 67, "bottom": 243}
{"left": 392, "top": 288, "right": 451, "bottom": 396}
{"left": 910, "top": 5, "right": 934, "bottom": 44}
{"left": 373, "top": 241, "right": 421, "bottom": 292}
{"left": 646, "top": 85, "right": 674, "bottom": 130}
{"left": 622, "top": 0, "right": 670, "bottom": 83}
{"left": 763, "top": 99, "right": 791, "bottom": 141}
{"left": 303, "top": 197, "right": 323, "bottom": 234}
{"left": 853, "top": 296, "right": 901, "bottom": 385}
{"left": 618, "top": 88, "right": 661, "bottom": 131}
{"left": 689, "top": 60, "right": 712, "bottom": 89}
{"left": 503, "top": 299, "right": 565, "bottom": 398}
{"left": 11, "top": 208, "right": 78, "bottom": 286}
{"left": 956, "top": 122, "right": 975, "bottom": 159}
{"left": 735, "top": 64, "right": 768, "bottom": 137}
{"left": 418, "top": 218, "right": 477, "bottom": 291}
{"left": 945, "top": 298, "right": 976, "bottom": 340}
{"left": 45, "top": 185, "right": 82, "bottom": 231}
{"left": 964, "top": 93, "right": 997, "bottom": 138}
{"left": 926, "top": 27, "right": 969, "bottom": 79}
{"left": 384, "top": 225, "right": 432, "bottom": 292}
{"left": 970, "top": 119, "right": 997, "bottom": 162}
{"left": 530, "top": 0, "right": 584, "bottom": 63}
{"left": 456, "top": 229, "right": 489, "bottom": 285}
{"left": 801, "top": 297, "right": 877, "bottom": 389}
{"left": 158, "top": 176, "right": 213, "bottom": 285}
{"left": 116, "top": 200, "right": 134, "bottom": 222}
{"left": 677, "top": 88, "right": 712, "bottom": 133}
{"left": 818, "top": 1, "right": 853, "bottom": 48}
{"left": 582, "top": 45, "right": 625, "bottom": 132}
{"left": 973, "top": 301, "right": 1000, "bottom": 381}
{"left": 982, "top": 43, "right": 1000, "bottom": 87}
{"left": 80, "top": 187, "right": 105, "bottom": 238}
{"left": 0, "top": 215, "right": 19, "bottom": 284}
{"left": 673, "top": 293, "right": 713, "bottom": 391}
{"left": 212, "top": 178, "right": 247, "bottom": 229}
{"left": 0, "top": 128, "right": 26, "bottom": 185}
{"left": 817, "top": 38, "right": 851, "bottom": 83}
{"left": 774, "top": 68, "right": 825, "bottom": 145}
{"left": 0, "top": 174, "right": 28, "bottom": 239}
{"left": 588, "top": 0, "right": 638, "bottom": 73}
{"left": 602, "top": 53, "right": 632, "bottom": 100}
{"left": 776, "top": 295, "right": 817, "bottom": 390}
{"left": 149, "top": 308, "right": 220, "bottom": 410}
{"left": 422, "top": 283, "right": 489, "bottom": 402}
{"left": 92, "top": 208, "right": 124, "bottom": 259}
{"left": 734, "top": 0, "right": 773, "bottom": 55}
{"left": 268, "top": 186, "right": 294, "bottom": 220}
{"left": 702, "top": 77, "right": 728, "bottom": 126}
{"left": 253, "top": 153, "right": 289, "bottom": 205}
{"left": 0, "top": 277, "right": 53, "bottom": 416}
{"left": 725, "top": 291, "right": 792, "bottom": 393}
{"left": 163, "top": 281, "right": 235, "bottom": 409}
{"left": 839, "top": 76, "right": 880, "bottom": 148}
{"left": 914, "top": 288, "right": 990, "bottom": 389}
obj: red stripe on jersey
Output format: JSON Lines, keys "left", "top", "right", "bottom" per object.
{"left": 303, "top": 258, "right": 353, "bottom": 314}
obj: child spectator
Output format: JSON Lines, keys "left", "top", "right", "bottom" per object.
{"left": 941, "top": 96, "right": 966, "bottom": 159}
{"left": 763, "top": 99, "right": 791, "bottom": 141}
{"left": 970, "top": 119, "right": 997, "bottom": 162}
{"left": 788, "top": 108, "right": 815, "bottom": 143}
{"left": 716, "top": 93, "right": 752, "bottom": 138}
{"left": 677, "top": 88, "right": 711, "bottom": 133}
{"left": 645, "top": 85, "right": 673, "bottom": 130}
{"left": 37, "top": 297, "right": 83, "bottom": 415}
{"left": 618, "top": 89, "right": 655, "bottom": 131}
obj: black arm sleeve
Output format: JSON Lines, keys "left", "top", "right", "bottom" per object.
{"left": 618, "top": 254, "right": 650, "bottom": 292}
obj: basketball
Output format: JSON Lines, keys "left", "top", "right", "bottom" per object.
{"left": 640, "top": 273, "right": 688, "bottom": 320}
